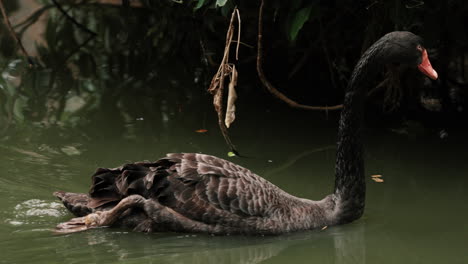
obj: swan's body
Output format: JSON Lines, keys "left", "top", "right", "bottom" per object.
{"left": 56, "top": 153, "right": 336, "bottom": 234}
{"left": 54, "top": 31, "right": 437, "bottom": 235}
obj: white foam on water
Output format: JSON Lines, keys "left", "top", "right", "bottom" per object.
{"left": 8, "top": 199, "right": 67, "bottom": 226}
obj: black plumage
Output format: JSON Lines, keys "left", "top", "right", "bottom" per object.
{"left": 54, "top": 32, "right": 437, "bottom": 235}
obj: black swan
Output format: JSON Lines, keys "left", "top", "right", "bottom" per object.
{"left": 54, "top": 31, "right": 438, "bottom": 235}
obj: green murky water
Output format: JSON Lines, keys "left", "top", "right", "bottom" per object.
{"left": 1, "top": 4, "right": 467, "bottom": 259}
{"left": 0, "top": 91, "right": 467, "bottom": 263}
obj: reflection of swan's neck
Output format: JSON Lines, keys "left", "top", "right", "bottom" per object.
{"left": 333, "top": 224, "right": 366, "bottom": 264}
{"left": 333, "top": 44, "right": 384, "bottom": 224}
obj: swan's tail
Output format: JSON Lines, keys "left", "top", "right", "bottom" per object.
{"left": 53, "top": 191, "right": 93, "bottom": 217}
{"left": 54, "top": 164, "right": 158, "bottom": 214}
{"left": 53, "top": 191, "right": 96, "bottom": 234}
{"left": 87, "top": 160, "right": 173, "bottom": 208}
{"left": 53, "top": 159, "right": 175, "bottom": 234}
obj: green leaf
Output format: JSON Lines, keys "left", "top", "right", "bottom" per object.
{"left": 220, "top": 0, "right": 234, "bottom": 17}
{"left": 194, "top": 0, "right": 207, "bottom": 10}
{"left": 289, "top": 6, "right": 313, "bottom": 42}
{"left": 227, "top": 151, "right": 236, "bottom": 157}
{"left": 216, "top": 0, "right": 228, "bottom": 7}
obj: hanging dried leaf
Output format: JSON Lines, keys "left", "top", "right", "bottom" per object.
{"left": 225, "top": 65, "right": 238, "bottom": 128}
{"left": 371, "top": 174, "right": 382, "bottom": 178}
{"left": 195, "top": 129, "right": 208, "bottom": 133}
{"left": 372, "top": 178, "right": 384, "bottom": 183}
{"left": 206, "top": 8, "right": 241, "bottom": 154}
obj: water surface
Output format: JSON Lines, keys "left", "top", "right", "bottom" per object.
{"left": 1, "top": 98, "right": 467, "bottom": 264}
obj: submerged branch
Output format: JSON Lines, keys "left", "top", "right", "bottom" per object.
{"left": 256, "top": 0, "right": 342, "bottom": 111}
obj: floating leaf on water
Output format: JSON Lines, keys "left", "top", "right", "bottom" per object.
{"left": 321, "top": 226, "right": 328, "bottom": 230}
{"left": 227, "top": 151, "right": 236, "bottom": 157}
{"left": 195, "top": 129, "right": 208, "bottom": 133}
{"left": 372, "top": 178, "right": 384, "bottom": 183}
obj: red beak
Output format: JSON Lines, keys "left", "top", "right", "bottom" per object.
{"left": 418, "top": 49, "right": 438, "bottom": 80}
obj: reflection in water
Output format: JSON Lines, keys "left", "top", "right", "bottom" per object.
{"left": 50, "top": 225, "right": 367, "bottom": 264}
{"left": 0, "top": 0, "right": 208, "bottom": 139}
{"left": 52, "top": 231, "right": 289, "bottom": 264}
{"left": 332, "top": 225, "right": 366, "bottom": 264}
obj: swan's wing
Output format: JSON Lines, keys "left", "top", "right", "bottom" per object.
{"left": 160, "top": 153, "right": 281, "bottom": 222}
{"left": 89, "top": 153, "right": 283, "bottom": 225}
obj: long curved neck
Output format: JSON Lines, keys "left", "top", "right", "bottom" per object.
{"left": 333, "top": 44, "right": 384, "bottom": 224}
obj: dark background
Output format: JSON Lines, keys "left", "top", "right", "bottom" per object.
{"left": 1, "top": 0, "right": 467, "bottom": 143}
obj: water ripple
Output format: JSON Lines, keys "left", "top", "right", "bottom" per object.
{"left": 6, "top": 199, "right": 66, "bottom": 227}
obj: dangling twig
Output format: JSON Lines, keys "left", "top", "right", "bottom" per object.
{"left": 208, "top": 8, "right": 241, "bottom": 155}
{"left": 0, "top": 0, "right": 34, "bottom": 66}
{"left": 256, "top": 0, "right": 343, "bottom": 111}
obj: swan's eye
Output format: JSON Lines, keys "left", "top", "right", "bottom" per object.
{"left": 416, "top": 45, "right": 423, "bottom": 52}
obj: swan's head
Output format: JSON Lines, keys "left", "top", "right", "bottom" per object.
{"left": 379, "top": 31, "right": 438, "bottom": 80}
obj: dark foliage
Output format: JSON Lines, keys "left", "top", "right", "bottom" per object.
{"left": 0, "top": 0, "right": 467, "bottom": 139}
